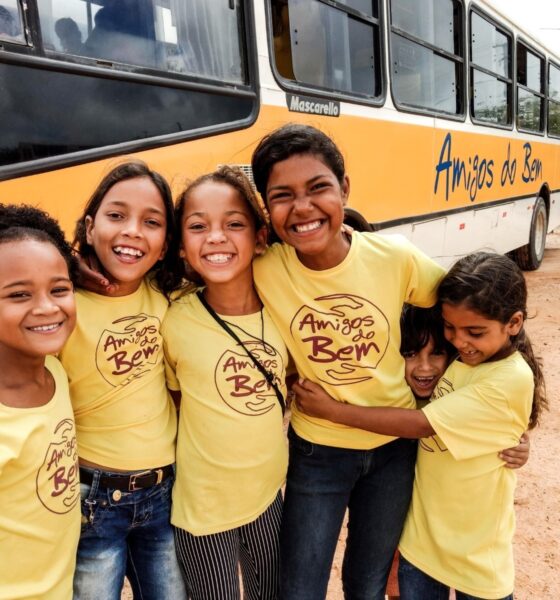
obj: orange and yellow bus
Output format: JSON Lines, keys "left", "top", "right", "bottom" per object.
{"left": 1, "top": 0, "right": 559, "bottom": 269}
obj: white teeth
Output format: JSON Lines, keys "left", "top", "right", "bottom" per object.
{"left": 205, "top": 253, "right": 232, "bottom": 264}
{"left": 114, "top": 246, "right": 144, "bottom": 257}
{"left": 30, "top": 324, "right": 60, "bottom": 332}
{"left": 294, "top": 221, "right": 322, "bottom": 233}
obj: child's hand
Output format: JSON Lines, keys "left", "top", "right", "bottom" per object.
{"left": 499, "top": 432, "right": 530, "bottom": 469}
{"left": 293, "top": 378, "right": 339, "bottom": 420}
{"left": 76, "top": 254, "right": 119, "bottom": 295}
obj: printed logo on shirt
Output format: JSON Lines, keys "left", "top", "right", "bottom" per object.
{"left": 96, "top": 314, "right": 162, "bottom": 387}
{"left": 419, "top": 376, "right": 453, "bottom": 453}
{"left": 36, "top": 418, "right": 79, "bottom": 514}
{"left": 290, "top": 294, "right": 389, "bottom": 386}
{"left": 215, "top": 340, "right": 285, "bottom": 416}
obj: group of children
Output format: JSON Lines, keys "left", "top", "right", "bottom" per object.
{"left": 0, "top": 123, "right": 545, "bottom": 600}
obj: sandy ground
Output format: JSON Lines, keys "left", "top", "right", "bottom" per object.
{"left": 123, "top": 231, "right": 560, "bottom": 599}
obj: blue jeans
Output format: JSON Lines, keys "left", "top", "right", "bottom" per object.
{"left": 398, "top": 555, "right": 514, "bottom": 600}
{"left": 73, "top": 467, "right": 186, "bottom": 600}
{"left": 280, "top": 428, "right": 417, "bottom": 600}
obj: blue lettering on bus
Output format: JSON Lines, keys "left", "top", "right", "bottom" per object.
{"left": 434, "top": 133, "right": 542, "bottom": 202}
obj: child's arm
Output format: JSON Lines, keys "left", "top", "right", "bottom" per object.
{"left": 293, "top": 378, "right": 434, "bottom": 438}
{"left": 499, "top": 433, "right": 530, "bottom": 469}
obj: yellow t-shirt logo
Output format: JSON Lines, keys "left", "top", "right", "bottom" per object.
{"left": 96, "top": 313, "right": 162, "bottom": 386}
{"left": 290, "top": 294, "right": 389, "bottom": 386}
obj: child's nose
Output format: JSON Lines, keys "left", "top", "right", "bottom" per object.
{"left": 207, "top": 229, "right": 227, "bottom": 243}
{"left": 33, "top": 297, "right": 60, "bottom": 315}
{"left": 293, "top": 194, "right": 313, "bottom": 212}
{"left": 122, "top": 218, "right": 142, "bottom": 237}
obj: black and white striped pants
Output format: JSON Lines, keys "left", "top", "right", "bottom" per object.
{"left": 174, "top": 491, "right": 282, "bottom": 600}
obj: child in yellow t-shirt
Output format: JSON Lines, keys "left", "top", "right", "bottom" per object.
{"left": 0, "top": 205, "right": 80, "bottom": 600}
{"left": 294, "top": 253, "right": 546, "bottom": 599}
{"left": 59, "top": 161, "right": 186, "bottom": 600}
{"left": 385, "top": 304, "right": 529, "bottom": 599}
{"left": 163, "top": 166, "right": 288, "bottom": 599}
{"left": 249, "top": 123, "right": 446, "bottom": 598}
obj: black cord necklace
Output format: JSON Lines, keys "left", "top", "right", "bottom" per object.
{"left": 196, "top": 291, "right": 285, "bottom": 414}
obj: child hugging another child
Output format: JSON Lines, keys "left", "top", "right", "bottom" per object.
{"left": 0, "top": 205, "right": 80, "bottom": 600}
{"left": 296, "top": 253, "right": 545, "bottom": 599}
{"left": 249, "top": 123, "right": 446, "bottom": 599}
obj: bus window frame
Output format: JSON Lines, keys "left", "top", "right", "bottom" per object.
{"left": 0, "top": 0, "right": 260, "bottom": 181}
{"left": 515, "top": 37, "right": 546, "bottom": 137}
{"left": 468, "top": 4, "right": 514, "bottom": 131}
{"left": 265, "top": 0, "right": 387, "bottom": 109}
{"left": 388, "top": 0, "right": 467, "bottom": 122}
{"left": 548, "top": 60, "right": 560, "bottom": 139}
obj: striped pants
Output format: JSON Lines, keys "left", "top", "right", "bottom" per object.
{"left": 174, "top": 491, "right": 282, "bottom": 600}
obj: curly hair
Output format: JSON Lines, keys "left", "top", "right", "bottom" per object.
{"left": 0, "top": 204, "right": 79, "bottom": 283}
{"left": 438, "top": 252, "right": 547, "bottom": 428}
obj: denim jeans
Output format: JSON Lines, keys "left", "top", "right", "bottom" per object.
{"left": 398, "top": 555, "right": 514, "bottom": 600}
{"left": 73, "top": 467, "right": 186, "bottom": 600}
{"left": 280, "top": 427, "right": 417, "bottom": 600}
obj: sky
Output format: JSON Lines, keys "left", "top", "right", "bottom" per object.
{"left": 489, "top": 0, "right": 560, "bottom": 57}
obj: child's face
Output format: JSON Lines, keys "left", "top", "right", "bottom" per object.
{"left": 85, "top": 177, "right": 167, "bottom": 296}
{"left": 265, "top": 153, "right": 350, "bottom": 270}
{"left": 181, "top": 181, "right": 266, "bottom": 287}
{"left": 0, "top": 240, "right": 76, "bottom": 358}
{"left": 442, "top": 302, "right": 523, "bottom": 366}
{"left": 403, "top": 336, "right": 448, "bottom": 400}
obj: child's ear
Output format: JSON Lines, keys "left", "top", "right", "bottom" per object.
{"left": 85, "top": 215, "right": 94, "bottom": 245}
{"left": 179, "top": 245, "right": 186, "bottom": 259}
{"left": 341, "top": 175, "right": 350, "bottom": 206}
{"left": 506, "top": 311, "right": 524, "bottom": 336}
{"left": 254, "top": 227, "right": 268, "bottom": 256}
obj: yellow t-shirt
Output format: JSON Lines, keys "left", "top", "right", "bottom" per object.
{"left": 253, "top": 232, "right": 445, "bottom": 449}
{"left": 163, "top": 292, "right": 288, "bottom": 535}
{"left": 399, "top": 352, "right": 534, "bottom": 598}
{"left": 0, "top": 356, "right": 80, "bottom": 600}
{"left": 59, "top": 279, "right": 177, "bottom": 470}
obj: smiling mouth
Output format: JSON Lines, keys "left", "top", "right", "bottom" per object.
{"left": 204, "top": 253, "right": 234, "bottom": 264}
{"left": 291, "top": 220, "right": 324, "bottom": 234}
{"left": 113, "top": 246, "right": 145, "bottom": 260}
{"left": 27, "top": 322, "right": 63, "bottom": 333}
{"left": 412, "top": 375, "right": 437, "bottom": 388}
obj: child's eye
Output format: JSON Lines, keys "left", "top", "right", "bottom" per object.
{"left": 145, "top": 219, "right": 162, "bottom": 227}
{"left": 7, "top": 291, "right": 30, "bottom": 299}
{"left": 187, "top": 223, "right": 206, "bottom": 231}
{"left": 228, "top": 221, "right": 246, "bottom": 229}
{"left": 402, "top": 351, "right": 417, "bottom": 359}
{"left": 268, "top": 191, "right": 291, "bottom": 204}
{"left": 468, "top": 331, "right": 484, "bottom": 338}
{"left": 107, "top": 212, "right": 124, "bottom": 220}
{"left": 311, "top": 181, "right": 330, "bottom": 192}
{"left": 52, "top": 286, "right": 73, "bottom": 296}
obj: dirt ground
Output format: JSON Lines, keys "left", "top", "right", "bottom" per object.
{"left": 123, "top": 231, "right": 560, "bottom": 600}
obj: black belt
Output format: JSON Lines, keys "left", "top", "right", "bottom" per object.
{"left": 80, "top": 465, "right": 174, "bottom": 492}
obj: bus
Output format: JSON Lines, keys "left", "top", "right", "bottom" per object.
{"left": 1, "top": 0, "right": 559, "bottom": 269}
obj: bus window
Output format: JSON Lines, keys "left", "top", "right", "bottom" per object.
{"left": 548, "top": 62, "right": 560, "bottom": 137}
{"left": 270, "top": 0, "right": 382, "bottom": 99}
{"left": 0, "top": 0, "right": 25, "bottom": 43}
{"left": 37, "top": 0, "right": 246, "bottom": 84}
{"left": 517, "top": 42, "right": 545, "bottom": 133}
{"left": 470, "top": 10, "right": 512, "bottom": 127}
{"left": 390, "top": 0, "right": 464, "bottom": 117}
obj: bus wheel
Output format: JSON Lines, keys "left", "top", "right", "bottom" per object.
{"left": 511, "top": 197, "right": 548, "bottom": 271}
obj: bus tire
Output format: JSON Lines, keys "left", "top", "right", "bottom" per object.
{"left": 511, "top": 197, "right": 548, "bottom": 271}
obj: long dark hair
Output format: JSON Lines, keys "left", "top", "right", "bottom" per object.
{"left": 73, "top": 160, "right": 182, "bottom": 299}
{"left": 438, "top": 252, "right": 547, "bottom": 428}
